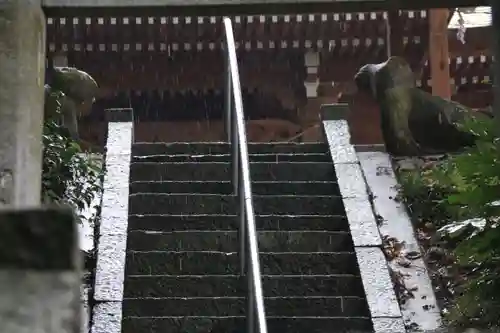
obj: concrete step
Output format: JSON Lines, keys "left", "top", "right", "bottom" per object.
{"left": 123, "top": 274, "right": 365, "bottom": 298}
{"left": 127, "top": 214, "right": 350, "bottom": 232}
{"left": 122, "top": 296, "right": 370, "bottom": 317}
{"left": 128, "top": 194, "right": 344, "bottom": 215}
{"left": 127, "top": 230, "right": 353, "bottom": 252}
{"left": 122, "top": 316, "right": 373, "bottom": 333}
{"left": 126, "top": 252, "right": 360, "bottom": 276}
{"left": 132, "top": 153, "right": 331, "bottom": 163}
{"left": 129, "top": 180, "right": 340, "bottom": 195}
{"left": 121, "top": 142, "right": 373, "bottom": 333}
{"left": 132, "top": 142, "right": 328, "bottom": 156}
{"left": 130, "top": 162, "right": 336, "bottom": 182}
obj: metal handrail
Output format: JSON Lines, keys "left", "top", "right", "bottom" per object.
{"left": 222, "top": 17, "right": 268, "bottom": 333}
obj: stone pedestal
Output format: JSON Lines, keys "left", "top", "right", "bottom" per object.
{"left": 0, "top": 207, "right": 81, "bottom": 333}
{"left": 0, "top": 0, "right": 46, "bottom": 207}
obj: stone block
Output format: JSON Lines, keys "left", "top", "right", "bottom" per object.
{"left": 320, "top": 103, "right": 350, "bottom": 120}
{"left": 105, "top": 108, "right": 133, "bottom": 122}
{"left": 0, "top": 0, "right": 46, "bottom": 206}
{"left": 0, "top": 206, "right": 81, "bottom": 333}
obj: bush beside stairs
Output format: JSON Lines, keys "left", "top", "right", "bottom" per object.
{"left": 121, "top": 142, "right": 374, "bottom": 332}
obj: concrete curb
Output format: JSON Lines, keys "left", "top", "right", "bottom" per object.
{"left": 358, "top": 151, "right": 442, "bottom": 331}
{"left": 322, "top": 117, "right": 406, "bottom": 333}
{"left": 91, "top": 109, "right": 134, "bottom": 333}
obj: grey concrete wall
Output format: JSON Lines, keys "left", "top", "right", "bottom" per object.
{"left": 0, "top": 0, "right": 46, "bottom": 207}
{"left": 0, "top": 207, "right": 81, "bottom": 333}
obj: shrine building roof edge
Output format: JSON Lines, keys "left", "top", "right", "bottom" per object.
{"left": 42, "top": 0, "right": 489, "bottom": 16}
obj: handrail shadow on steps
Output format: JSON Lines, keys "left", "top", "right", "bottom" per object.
{"left": 222, "top": 17, "right": 268, "bottom": 333}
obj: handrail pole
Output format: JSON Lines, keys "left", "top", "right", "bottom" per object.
{"left": 247, "top": 268, "right": 255, "bottom": 333}
{"left": 239, "top": 176, "right": 246, "bottom": 275}
{"left": 224, "top": 43, "right": 232, "bottom": 143}
{"left": 223, "top": 17, "right": 268, "bottom": 333}
{"left": 232, "top": 115, "right": 239, "bottom": 193}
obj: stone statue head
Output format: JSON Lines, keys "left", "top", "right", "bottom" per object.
{"left": 51, "top": 67, "right": 98, "bottom": 105}
{"left": 354, "top": 56, "right": 415, "bottom": 98}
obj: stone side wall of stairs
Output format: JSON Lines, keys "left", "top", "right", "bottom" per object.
{"left": 90, "top": 109, "right": 417, "bottom": 333}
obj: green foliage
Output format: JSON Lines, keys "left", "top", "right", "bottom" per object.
{"left": 397, "top": 117, "right": 500, "bottom": 328}
{"left": 42, "top": 87, "right": 103, "bottom": 223}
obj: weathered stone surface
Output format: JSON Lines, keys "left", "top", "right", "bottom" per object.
{"left": 106, "top": 122, "right": 134, "bottom": 155}
{"left": 343, "top": 198, "right": 382, "bottom": 246}
{"left": 99, "top": 154, "right": 130, "bottom": 238}
{"left": 123, "top": 296, "right": 369, "bottom": 317}
{"left": 45, "top": 67, "right": 99, "bottom": 140}
{"left": 128, "top": 193, "right": 345, "bottom": 215}
{"left": 94, "top": 116, "right": 132, "bottom": 306}
{"left": 130, "top": 180, "right": 339, "bottom": 195}
{"left": 102, "top": 155, "right": 131, "bottom": 189}
{"left": 123, "top": 273, "right": 364, "bottom": 297}
{"left": 0, "top": 207, "right": 81, "bottom": 333}
{"left": 51, "top": 67, "right": 98, "bottom": 103}
{"left": 105, "top": 108, "right": 134, "bottom": 123}
{"left": 320, "top": 103, "right": 350, "bottom": 121}
{"left": 372, "top": 317, "right": 406, "bottom": 333}
{"left": 322, "top": 120, "right": 351, "bottom": 147}
{"left": 126, "top": 252, "right": 362, "bottom": 276}
{"left": 358, "top": 151, "right": 442, "bottom": 331}
{"left": 322, "top": 118, "right": 402, "bottom": 329}
{"left": 132, "top": 142, "right": 328, "bottom": 156}
{"left": 355, "top": 56, "right": 492, "bottom": 156}
{"left": 0, "top": 272, "right": 81, "bottom": 333}
{"left": 330, "top": 144, "right": 358, "bottom": 164}
{"left": 130, "top": 161, "right": 336, "bottom": 182}
{"left": 132, "top": 152, "right": 331, "bottom": 163}
{"left": 127, "top": 214, "right": 350, "bottom": 232}
{"left": 91, "top": 302, "right": 122, "bottom": 333}
{"left": 121, "top": 316, "right": 374, "bottom": 333}
{"left": 0, "top": 208, "right": 77, "bottom": 269}
{"left": 94, "top": 233, "right": 127, "bottom": 301}
{"left": 127, "top": 230, "right": 353, "bottom": 252}
{"left": 323, "top": 118, "right": 359, "bottom": 164}
{"left": 121, "top": 142, "right": 373, "bottom": 332}
{"left": 0, "top": 0, "right": 46, "bottom": 206}
{"left": 355, "top": 247, "right": 401, "bottom": 318}
{"left": 334, "top": 163, "right": 369, "bottom": 198}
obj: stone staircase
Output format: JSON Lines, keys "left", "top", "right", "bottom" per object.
{"left": 122, "top": 142, "right": 373, "bottom": 333}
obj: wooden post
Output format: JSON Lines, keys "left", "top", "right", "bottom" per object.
{"left": 0, "top": 207, "right": 81, "bottom": 333}
{"left": 428, "top": 9, "right": 451, "bottom": 99}
{"left": 386, "top": 10, "right": 405, "bottom": 57}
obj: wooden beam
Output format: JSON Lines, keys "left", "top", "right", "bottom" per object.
{"left": 386, "top": 10, "right": 405, "bottom": 57}
{"left": 42, "top": 0, "right": 489, "bottom": 17}
{"left": 429, "top": 8, "right": 451, "bottom": 99}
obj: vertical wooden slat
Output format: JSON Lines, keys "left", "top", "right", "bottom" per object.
{"left": 386, "top": 10, "right": 404, "bottom": 57}
{"left": 429, "top": 8, "right": 451, "bottom": 99}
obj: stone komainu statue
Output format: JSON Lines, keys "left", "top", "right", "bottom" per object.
{"left": 44, "top": 67, "right": 98, "bottom": 140}
{"left": 354, "top": 56, "right": 493, "bottom": 156}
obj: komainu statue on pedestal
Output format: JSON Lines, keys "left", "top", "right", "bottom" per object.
{"left": 44, "top": 67, "right": 98, "bottom": 140}
{"left": 354, "top": 56, "right": 493, "bottom": 156}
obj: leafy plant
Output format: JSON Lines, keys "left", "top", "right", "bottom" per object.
{"left": 42, "top": 87, "right": 104, "bottom": 224}
{"left": 396, "top": 116, "right": 500, "bottom": 328}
